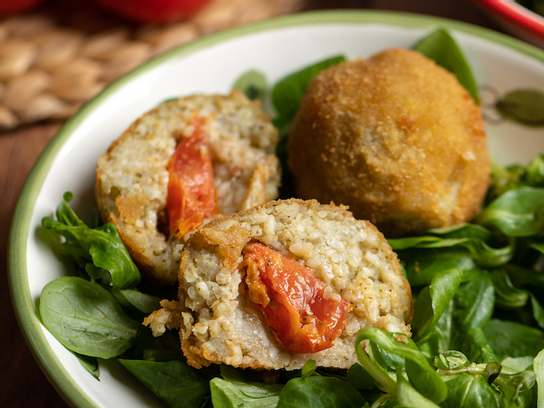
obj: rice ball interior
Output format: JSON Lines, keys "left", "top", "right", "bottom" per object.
{"left": 147, "top": 199, "right": 413, "bottom": 371}
{"left": 95, "top": 91, "right": 281, "bottom": 285}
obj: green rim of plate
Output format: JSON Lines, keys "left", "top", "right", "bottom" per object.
{"left": 8, "top": 9, "right": 544, "bottom": 408}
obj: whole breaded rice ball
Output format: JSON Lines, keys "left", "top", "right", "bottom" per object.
{"left": 288, "top": 48, "right": 490, "bottom": 237}
{"left": 144, "top": 199, "right": 413, "bottom": 370}
{"left": 96, "top": 91, "right": 281, "bottom": 286}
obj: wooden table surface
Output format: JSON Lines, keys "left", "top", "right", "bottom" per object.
{"left": 1, "top": 1, "right": 508, "bottom": 407}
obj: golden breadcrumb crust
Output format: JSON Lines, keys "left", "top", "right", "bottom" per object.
{"left": 288, "top": 48, "right": 490, "bottom": 237}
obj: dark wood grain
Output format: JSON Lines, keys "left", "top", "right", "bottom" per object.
{"left": 0, "top": 0, "right": 504, "bottom": 407}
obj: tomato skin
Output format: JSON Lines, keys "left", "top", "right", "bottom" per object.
{"left": 243, "top": 242, "right": 350, "bottom": 354}
{"left": 167, "top": 118, "right": 217, "bottom": 237}
{"left": 0, "top": 0, "right": 43, "bottom": 15}
{"left": 94, "top": 0, "right": 209, "bottom": 24}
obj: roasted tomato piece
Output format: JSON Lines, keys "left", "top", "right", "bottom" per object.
{"left": 167, "top": 118, "right": 217, "bottom": 237}
{"left": 242, "top": 241, "right": 350, "bottom": 354}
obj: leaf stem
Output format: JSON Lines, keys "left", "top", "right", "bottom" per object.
{"left": 370, "top": 392, "right": 391, "bottom": 408}
{"left": 355, "top": 342, "right": 397, "bottom": 394}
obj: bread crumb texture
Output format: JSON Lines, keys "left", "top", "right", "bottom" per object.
{"left": 95, "top": 91, "right": 281, "bottom": 285}
{"left": 145, "top": 199, "right": 413, "bottom": 370}
{"left": 288, "top": 48, "right": 490, "bottom": 237}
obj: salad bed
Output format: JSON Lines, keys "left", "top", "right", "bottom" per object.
{"left": 37, "top": 29, "right": 544, "bottom": 407}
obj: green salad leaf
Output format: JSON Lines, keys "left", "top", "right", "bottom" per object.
{"left": 42, "top": 192, "right": 140, "bottom": 289}
{"left": 40, "top": 276, "right": 139, "bottom": 359}
{"left": 396, "top": 374, "right": 441, "bottom": 408}
{"left": 267, "top": 54, "right": 347, "bottom": 199}
{"left": 486, "top": 155, "right": 544, "bottom": 203}
{"left": 210, "top": 377, "right": 279, "bottom": 408}
{"left": 483, "top": 319, "right": 544, "bottom": 361}
{"left": 114, "top": 288, "right": 162, "bottom": 314}
{"left": 389, "top": 224, "right": 514, "bottom": 267}
{"left": 530, "top": 293, "right": 544, "bottom": 330}
{"left": 476, "top": 187, "right": 544, "bottom": 237}
{"left": 232, "top": 70, "right": 268, "bottom": 101}
{"left": 271, "top": 55, "right": 346, "bottom": 137}
{"left": 119, "top": 359, "right": 210, "bottom": 408}
{"left": 412, "top": 28, "right": 479, "bottom": 103}
{"left": 496, "top": 89, "right": 544, "bottom": 127}
{"left": 396, "top": 247, "right": 478, "bottom": 287}
{"left": 440, "top": 372, "right": 501, "bottom": 408}
{"left": 488, "top": 269, "right": 528, "bottom": 308}
{"left": 75, "top": 353, "right": 100, "bottom": 380}
{"left": 345, "top": 363, "right": 376, "bottom": 391}
{"left": 355, "top": 327, "right": 448, "bottom": 404}
{"left": 534, "top": 348, "right": 544, "bottom": 405}
{"left": 210, "top": 365, "right": 283, "bottom": 408}
{"left": 495, "top": 369, "right": 535, "bottom": 407}
{"left": 411, "top": 268, "right": 463, "bottom": 341}
{"left": 277, "top": 375, "right": 366, "bottom": 408}
{"left": 453, "top": 276, "right": 495, "bottom": 333}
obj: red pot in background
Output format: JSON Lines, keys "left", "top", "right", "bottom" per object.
{"left": 0, "top": 0, "right": 44, "bottom": 15}
{"left": 476, "top": 0, "right": 544, "bottom": 48}
{"left": 94, "top": 0, "right": 210, "bottom": 24}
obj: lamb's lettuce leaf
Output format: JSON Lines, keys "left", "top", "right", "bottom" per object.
{"left": 412, "top": 28, "right": 479, "bottom": 103}
{"left": 495, "top": 89, "right": 544, "bottom": 127}
{"left": 277, "top": 375, "right": 366, "bottom": 408}
{"left": 482, "top": 319, "right": 544, "bottom": 361}
{"left": 477, "top": 187, "right": 544, "bottom": 237}
{"left": 411, "top": 268, "right": 463, "bottom": 341}
{"left": 534, "top": 348, "right": 544, "bottom": 406}
{"left": 355, "top": 327, "right": 448, "bottom": 404}
{"left": 271, "top": 55, "right": 346, "bottom": 137}
{"left": 389, "top": 224, "right": 514, "bottom": 268}
{"left": 210, "top": 365, "right": 283, "bottom": 408}
{"left": 40, "top": 276, "right": 139, "bottom": 359}
{"left": 232, "top": 70, "right": 268, "bottom": 101}
{"left": 489, "top": 269, "right": 529, "bottom": 308}
{"left": 119, "top": 359, "right": 210, "bottom": 408}
{"left": 42, "top": 192, "right": 140, "bottom": 289}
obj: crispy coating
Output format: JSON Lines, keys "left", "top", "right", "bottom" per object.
{"left": 288, "top": 48, "right": 490, "bottom": 237}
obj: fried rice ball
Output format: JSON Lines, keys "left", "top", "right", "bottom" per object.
{"left": 96, "top": 91, "right": 281, "bottom": 286}
{"left": 288, "top": 48, "right": 490, "bottom": 237}
{"left": 144, "top": 199, "right": 413, "bottom": 370}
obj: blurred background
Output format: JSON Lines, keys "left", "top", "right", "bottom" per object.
{"left": 0, "top": 0, "right": 516, "bottom": 407}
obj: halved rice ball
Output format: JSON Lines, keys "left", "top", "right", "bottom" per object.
{"left": 95, "top": 91, "right": 281, "bottom": 286}
{"left": 145, "top": 199, "right": 413, "bottom": 370}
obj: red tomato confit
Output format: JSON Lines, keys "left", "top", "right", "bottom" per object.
{"left": 0, "top": 0, "right": 43, "bottom": 15}
{"left": 167, "top": 117, "right": 218, "bottom": 238}
{"left": 94, "top": 0, "right": 209, "bottom": 23}
{"left": 242, "top": 242, "right": 351, "bottom": 354}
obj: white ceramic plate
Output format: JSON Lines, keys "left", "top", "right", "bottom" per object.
{"left": 9, "top": 9, "right": 544, "bottom": 408}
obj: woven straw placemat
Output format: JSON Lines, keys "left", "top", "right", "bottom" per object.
{"left": 0, "top": 0, "right": 303, "bottom": 130}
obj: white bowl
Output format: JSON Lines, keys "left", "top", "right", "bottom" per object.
{"left": 9, "top": 9, "right": 544, "bottom": 408}
{"left": 477, "top": 0, "right": 544, "bottom": 48}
